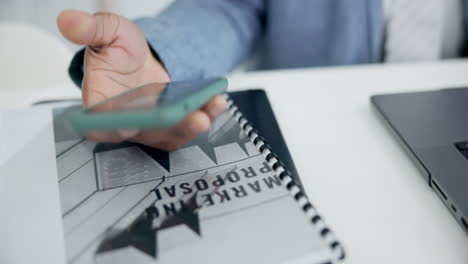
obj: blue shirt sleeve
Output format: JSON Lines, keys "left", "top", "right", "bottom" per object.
{"left": 134, "top": 0, "right": 265, "bottom": 81}
{"left": 69, "top": 0, "right": 264, "bottom": 87}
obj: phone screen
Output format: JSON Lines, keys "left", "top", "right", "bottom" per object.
{"left": 86, "top": 78, "right": 223, "bottom": 113}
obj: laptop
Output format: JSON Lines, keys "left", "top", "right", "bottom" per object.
{"left": 371, "top": 87, "right": 468, "bottom": 234}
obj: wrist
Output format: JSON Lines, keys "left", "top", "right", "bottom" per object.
{"left": 145, "top": 43, "right": 171, "bottom": 82}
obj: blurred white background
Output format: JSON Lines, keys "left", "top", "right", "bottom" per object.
{"left": 0, "top": 0, "right": 173, "bottom": 108}
{"left": 0, "top": 0, "right": 173, "bottom": 51}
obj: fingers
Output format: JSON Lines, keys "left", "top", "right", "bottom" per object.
{"left": 131, "top": 96, "right": 225, "bottom": 151}
{"left": 57, "top": 9, "right": 122, "bottom": 48}
{"left": 131, "top": 97, "right": 225, "bottom": 151}
{"left": 84, "top": 96, "right": 226, "bottom": 151}
{"left": 85, "top": 131, "right": 123, "bottom": 143}
{"left": 130, "top": 110, "right": 211, "bottom": 151}
{"left": 202, "top": 95, "right": 227, "bottom": 121}
{"left": 57, "top": 10, "right": 96, "bottom": 45}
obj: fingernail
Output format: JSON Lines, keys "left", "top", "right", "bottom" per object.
{"left": 117, "top": 129, "right": 139, "bottom": 139}
{"left": 189, "top": 114, "right": 210, "bottom": 134}
{"left": 208, "top": 102, "right": 225, "bottom": 118}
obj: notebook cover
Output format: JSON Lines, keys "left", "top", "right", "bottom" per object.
{"left": 228, "top": 89, "right": 303, "bottom": 189}
{"left": 43, "top": 89, "right": 345, "bottom": 263}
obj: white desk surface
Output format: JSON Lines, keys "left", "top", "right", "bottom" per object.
{"left": 3, "top": 60, "right": 468, "bottom": 263}
{"left": 228, "top": 60, "right": 468, "bottom": 263}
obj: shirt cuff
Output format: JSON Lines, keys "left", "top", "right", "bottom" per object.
{"left": 68, "top": 48, "right": 85, "bottom": 88}
{"left": 134, "top": 17, "right": 205, "bottom": 81}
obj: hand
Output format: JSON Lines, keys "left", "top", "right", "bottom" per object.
{"left": 57, "top": 10, "right": 226, "bottom": 151}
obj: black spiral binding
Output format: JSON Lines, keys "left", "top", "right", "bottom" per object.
{"left": 226, "top": 98, "right": 346, "bottom": 263}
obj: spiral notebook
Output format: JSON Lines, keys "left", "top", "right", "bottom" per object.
{"left": 51, "top": 89, "right": 345, "bottom": 264}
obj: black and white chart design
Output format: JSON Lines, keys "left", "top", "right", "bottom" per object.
{"left": 52, "top": 105, "right": 321, "bottom": 264}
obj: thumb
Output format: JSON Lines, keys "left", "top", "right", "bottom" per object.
{"left": 57, "top": 10, "right": 121, "bottom": 48}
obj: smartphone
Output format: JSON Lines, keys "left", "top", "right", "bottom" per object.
{"left": 67, "top": 77, "right": 228, "bottom": 133}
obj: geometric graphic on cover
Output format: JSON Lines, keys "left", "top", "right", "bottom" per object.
{"left": 96, "top": 169, "right": 228, "bottom": 259}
